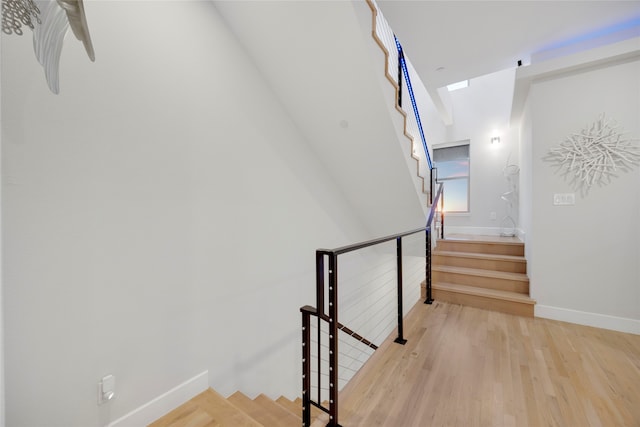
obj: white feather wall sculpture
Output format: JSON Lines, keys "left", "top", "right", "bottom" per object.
{"left": 30, "top": 0, "right": 94, "bottom": 93}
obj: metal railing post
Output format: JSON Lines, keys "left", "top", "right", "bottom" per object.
{"left": 300, "top": 306, "right": 314, "bottom": 427}
{"left": 327, "top": 254, "right": 341, "bottom": 427}
{"left": 440, "top": 193, "right": 445, "bottom": 239}
{"left": 316, "top": 251, "right": 325, "bottom": 316}
{"left": 394, "top": 237, "right": 407, "bottom": 345}
{"left": 425, "top": 228, "right": 434, "bottom": 304}
{"left": 315, "top": 252, "right": 325, "bottom": 404}
{"left": 430, "top": 167, "right": 437, "bottom": 206}
{"left": 430, "top": 171, "right": 433, "bottom": 206}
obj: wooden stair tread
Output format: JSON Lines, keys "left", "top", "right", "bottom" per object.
{"left": 293, "top": 397, "right": 329, "bottom": 420}
{"left": 433, "top": 265, "right": 528, "bottom": 281}
{"left": 433, "top": 250, "right": 527, "bottom": 274}
{"left": 194, "top": 390, "right": 262, "bottom": 427}
{"left": 149, "top": 389, "right": 261, "bottom": 427}
{"left": 275, "top": 396, "right": 301, "bottom": 418}
{"left": 444, "top": 235, "right": 522, "bottom": 245}
{"left": 437, "top": 236, "right": 524, "bottom": 256}
{"left": 434, "top": 250, "right": 525, "bottom": 262}
{"left": 227, "top": 391, "right": 295, "bottom": 427}
{"left": 253, "top": 394, "right": 301, "bottom": 425}
{"left": 147, "top": 401, "right": 215, "bottom": 427}
{"left": 310, "top": 414, "right": 330, "bottom": 427}
{"left": 227, "top": 392, "right": 273, "bottom": 424}
{"left": 432, "top": 282, "right": 535, "bottom": 304}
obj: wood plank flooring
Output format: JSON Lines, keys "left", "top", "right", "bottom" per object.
{"left": 339, "top": 301, "right": 640, "bottom": 427}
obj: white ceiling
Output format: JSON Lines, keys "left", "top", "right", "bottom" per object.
{"left": 377, "top": 0, "right": 640, "bottom": 91}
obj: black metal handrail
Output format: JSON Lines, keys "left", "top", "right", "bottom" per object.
{"left": 395, "top": 35, "right": 432, "bottom": 171}
{"left": 301, "top": 183, "right": 444, "bottom": 427}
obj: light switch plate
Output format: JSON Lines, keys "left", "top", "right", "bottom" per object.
{"left": 553, "top": 193, "right": 575, "bottom": 206}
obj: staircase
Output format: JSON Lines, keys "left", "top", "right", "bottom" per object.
{"left": 427, "top": 235, "right": 536, "bottom": 317}
{"left": 149, "top": 388, "right": 328, "bottom": 427}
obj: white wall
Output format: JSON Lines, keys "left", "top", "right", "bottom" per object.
{"left": 216, "top": 0, "right": 429, "bottom": 237}
{"left": 0, "top": 2, "right": 399, "bottom": 426}
{"left": 0, "top": 32, "right": 4, "bottom": 427}
{"left": 441, "top": 68, "right": 520, "bottom": 234}
{"left": 519, "top": 100, "right": 534, "bottom": 272}
{"left": 527, "top": 59, "right": 640, "bottom": 333}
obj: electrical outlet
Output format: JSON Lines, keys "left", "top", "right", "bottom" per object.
{"left": 490, "top": 211, "right": 497, "bottom": 220}
{"left": 98, "top": 375, "right": 115, "bottom": 405}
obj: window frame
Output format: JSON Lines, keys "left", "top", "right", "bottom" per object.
{"left": 433, "top": 140, "right": 471, "bottom": 214}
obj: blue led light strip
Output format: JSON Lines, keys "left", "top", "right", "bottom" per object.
{"left": 395, "top": 36, "right": 433, "bottom": 170}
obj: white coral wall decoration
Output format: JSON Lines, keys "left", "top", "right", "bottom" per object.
{"left": 545, "top": 114, "right": 640, "bottom": 194}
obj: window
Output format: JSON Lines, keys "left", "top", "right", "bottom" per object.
{"left": 434, "top": 142, "right": 470, "bottom": 213}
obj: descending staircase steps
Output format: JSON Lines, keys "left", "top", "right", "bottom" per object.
{"left": 428, "top": 235, "right": 536, "bottom": 317}
{"left": 149, "top": 388, "right": 328, "bottom": 427}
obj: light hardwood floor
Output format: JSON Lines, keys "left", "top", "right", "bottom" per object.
{"left": 150, "top": 301, "right": 640, "bottom": 426}
{"left": 339, "top": 301, "right": 640, "bottom": 427}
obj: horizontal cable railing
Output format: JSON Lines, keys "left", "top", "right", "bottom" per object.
{"left": 301, "top": 183, "right": 444, "bottom": 427}
{"left": 307, "top": 318, "right": 377, "bottom": 404}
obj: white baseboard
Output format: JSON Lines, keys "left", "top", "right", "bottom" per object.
{"left": 535, "top": 305, "right": 640, "bottom": 335}
{"left": 107, "top": 371, "right": 209, "bottom": 427}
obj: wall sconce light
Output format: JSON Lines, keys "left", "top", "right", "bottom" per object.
{"left": 491, "top": 136, "right": 501, "bottom": 144}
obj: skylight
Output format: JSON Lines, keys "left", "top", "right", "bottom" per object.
{"left": 447, "top": 80, "right": 469, "bottom": 92}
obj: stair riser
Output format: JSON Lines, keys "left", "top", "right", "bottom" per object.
{"left": 433, "top": 254, "right": 526, "bottom": 274}
{"left": 433, "top": 289, "right": 534, "bottom": 317}
{"left": 437, "top": 240, "right": 524, "bottom": 256}
{"left": 433, "top": 271, "right": 529, "bottom": 294}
